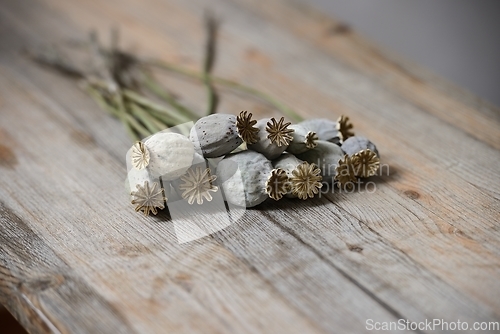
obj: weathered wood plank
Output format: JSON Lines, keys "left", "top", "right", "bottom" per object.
{"left": 0, "top": 63, "right": 328, "bottom": 334}
{"left": 0, "top": 203, "right": 133, "bottom": 334}
{"left": 0, "top": 0, "right": 499, "bottom": 333}
{"left": 261, "top": 198, "right": 499, "bottom": 321}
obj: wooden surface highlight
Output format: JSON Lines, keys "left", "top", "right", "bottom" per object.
{"left": 0, "top": 0, "right": 499, "bottom": 333}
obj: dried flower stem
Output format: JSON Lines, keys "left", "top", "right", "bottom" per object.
{"left": 144, "top": 60, "right": 304, "bottom": 123}
{"left": 202, "top": 13, "right": 219, "bottom": 116}
{"left": 87, "top": 77, "right": 194, "bottom": 138}
{"left": 141, "top": 71, "right": 199, "bottom": 120}
{"left": 32, "top": 24, "right": 303, "bottom": 143}
{"left": 122, "top": 89, "right": 193, "bottom": 124}
{"left": 129, "top": 103, "right": 163, "bottom": 134}
{"left": 146, "top": 109, "right": 180, "bottom": 128}
{"left": 86, "top": 85, "right": 140, "bottom": 141}
{"left": 88, "top": 77, "right": 193, "bottom": 124}
{"left": 123, "top": 109, "right": 153, "bottom": 138}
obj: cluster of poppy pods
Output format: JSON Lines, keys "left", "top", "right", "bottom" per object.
{"left": 126, "top": 112, "right": 379, "bottom": 214}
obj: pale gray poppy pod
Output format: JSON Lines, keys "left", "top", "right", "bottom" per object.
{"left": 126, "top": 166, "right": 158, "bottom": 194}
{"left": 189, "top": 114, "right": 243, "bottom": 158}
{"left": 297, "top": 140, "right": 344, "bottom": 181}
{"left": 299, "top": 118, "right": 342, "bottom": 144}
{"left": 216, "top": 151, "right": 288, "bottom": 207}
{"left": 272, "top": 153, "right": 302, "bottom": 179}
{"left": 341, "top": 136, "right": 379, "bottom": 157}
{"left": 286, "top": 124, "right": 319, "bottom": 155}
{"left": 144, "top": 132, "right": 195, "bottom": 180}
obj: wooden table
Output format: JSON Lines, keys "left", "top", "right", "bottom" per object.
{"left": 1, "top": 0, "right": 499, "bottom": 333}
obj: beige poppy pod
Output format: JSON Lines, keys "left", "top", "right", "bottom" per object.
{"left": 273, "top": 153, "right": 322, "bottom": 200}
{"left": 286, "top": 124, "right": 319, "bottom": 155}
{"left": 144, "top": 132, "right": 195, "bottom": 180}
{"left": 335, "top": 154, "right": 358, "bottom": 190}
{"left": 171, "top": 152, "right": 219, "bottom": 205}
{"left": 130, "top": 141, "right": 150, "bottom": 170}
{"left": 247, "top": 117, "right": 294, "bottom": 160}
{"left": 178, "top": 166, "right": 219, "bottom": 205}
{"left": 351, "top": 149, "right": 380, "bottom": 178}
{"left": 336, "top": 115, "right": 355, "bottom": 140}
{"left": 131, "top": 181, "right": 166, "bottom": 216}
{"left": 125, "top": 168, "right": 167, "bottom": 216}
{"left": 236, "top": 111, "right": 259, "bottom": 144}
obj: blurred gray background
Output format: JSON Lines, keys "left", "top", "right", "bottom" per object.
{"left": 307, "top": 0, "right": 500, "bottom": 107}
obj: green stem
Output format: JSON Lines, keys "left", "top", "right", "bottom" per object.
{"left": 123, "top": 89, "right": 192, "bottom": 124}
{"left": 111, "top": 89, "right": 150, "bottom": 140}
{"left": 88, "top": 78, "right": 192, "bottom": 124}
{"left": 130, "top": 102, "right": 170, "bottom": 133}
{"left": 202, "top": 71, "right": 217, "bottom": 116}
{"left": 147, "top": 108, "right": 181, "bottom": 126}
{"left": 123, "top": 112, "right": 151, "bottom": 138}
{"left": 147, "top": 114, "right": 171, "bottom": 132}
{"left": 146, "top": 109, "right": 191, "bottom": 136}
{"left": 145, "top": 60, "right": 304, "bottom": 122}
{"left": 141, "top": 72, "right": 199, "bottom": 120}
{"left": 86, "top": 86, "right": 139, "bottom": 141}
{"left": 202, "top": 14, "right": 218, "bottom": 115}
{"left": 129, "top": 102, "right": 163, "bottom": 135}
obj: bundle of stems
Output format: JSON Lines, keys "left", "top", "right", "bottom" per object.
{"left": 30, "top": 17, "right": 303, "bottom": 142}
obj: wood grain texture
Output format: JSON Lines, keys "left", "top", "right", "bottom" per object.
{"left": 0, "top": 0, "right": 499, "bottom": 333}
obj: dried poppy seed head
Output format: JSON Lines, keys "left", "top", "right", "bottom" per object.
{"left": 236, "top": 111, "right": 259, "bottom": 144}
{"left": 131, "top": 141, "right": 150, "bottom": 170}
{"left": 266, "top": 117, "right": 294, "bottom": 147}
{"left": 247, "top": 118, "right": 293, "bottom": 160}
{"left": 265, "top": 168, "right": 290, "bottom": 201}
{"left": 131, "top": 181, "right": 165, "bottom": 216}
{"left": 334, "top": 155, "right": 357, "bottom": 190}
{"left": 305, "top": 131, "right": 319, "bottom": 149}
{"left": 179, "top": 166, "right": 218, "bottom": 205}
{"left": 336, "top": 115, "right": 354, "bottom": 140}
{"left": 299, "top": 118, "right": 343, "bottom": 144}
{"left": 351, "top": 149, "right": 380, "bottom": 178}
{"left": 290, "top": 162, "right": 323, "bottom": 200}
{"left": 274, "top": 154, "right": 324, "bottom": 200}
{"left": 287, "top": 124, "right": 318, "bottom": 155}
